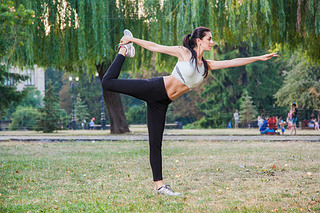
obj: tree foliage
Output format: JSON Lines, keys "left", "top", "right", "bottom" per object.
{"left": 9, "top": 0, "right": 320, "bottom": 82}
{"left": 9, "top": 106, "right": 40, "bottom": 130}
{"left": 0, "top": 1, "right": 34, "bottom": 117}
{"left": 0, "top": 0, "right": 34, "bottom": 58}
{"left": 6, "top": 0, "right": 320, "bottom": 129}
{"left": 18, "top": 86, "right": 43, "bottom": 108}
{"left": 275, "top": 51, "right": 320, "bottom": 109}
{"left": 197, "top": 44, "right": 281, "bottom": 128}
{"left": 35, "top": 82, "right": 68, "bottom": 133}
{"left": 239, "top": 90, "right": 258, "bottom": 126}
{"left": 74, "top": 93, "right": 90, "bottom": 123}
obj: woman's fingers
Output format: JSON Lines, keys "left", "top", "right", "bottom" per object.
{"left": 119, "top": 35, "right": 131, "bottom": 45}
{"left": 262, "top": 53, "right": 279, "bottom": 61}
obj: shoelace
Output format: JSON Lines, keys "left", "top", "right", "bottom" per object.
{"left": 160, "top": 185, "right": 174, "bottom": 193}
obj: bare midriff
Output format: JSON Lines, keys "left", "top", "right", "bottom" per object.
{"left": 163, "top": 75, "right": 190, "bottom": 101}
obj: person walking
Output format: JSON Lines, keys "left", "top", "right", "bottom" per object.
{"left": 102, "top": 27, "right": 278, "bottom": 196}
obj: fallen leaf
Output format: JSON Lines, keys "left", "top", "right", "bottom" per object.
{"left": 272, "top": 165, "right": 276, "bottom": 169}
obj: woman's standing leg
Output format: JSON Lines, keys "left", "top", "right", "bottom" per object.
{"left": 146, "top": 102, "right": 168, "bottom": 182}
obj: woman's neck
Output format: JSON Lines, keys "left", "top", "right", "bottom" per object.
{"left": 194, "top": 49, "right": 204, "bottom": 61}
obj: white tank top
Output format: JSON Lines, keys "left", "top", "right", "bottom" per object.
{"left": 171, "top": 52, "right": 205, "bottom": 89}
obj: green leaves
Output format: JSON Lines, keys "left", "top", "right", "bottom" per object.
{"left": 35, "top": 81, "right": 68, "bottom": 133}
{"left": 275, "top": 51, "right": 320, "bottom": 109}
{"left": 239, "top": 90, "right": 258, "bottom": 125}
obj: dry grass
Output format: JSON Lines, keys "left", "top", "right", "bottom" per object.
{"left": 0, "top": 140, "right": 319, "bottom": 212}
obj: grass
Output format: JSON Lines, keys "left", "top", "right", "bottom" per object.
{"left": 1, "top": 126, "right": 319, "bottom": 136}
{"left": 1, "top": 140, "right": 320, "bottom": 212}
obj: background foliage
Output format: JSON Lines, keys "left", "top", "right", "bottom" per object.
{"left": 2, "top": 0, "right": 320, "bottom": 128}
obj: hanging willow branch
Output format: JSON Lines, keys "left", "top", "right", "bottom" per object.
{"left": 9, "top": 0, "right": 320, "bottom": 72}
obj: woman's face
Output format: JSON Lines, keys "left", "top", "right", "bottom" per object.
{"left": 198, "top": 32, "right": 214, "bottom": 51}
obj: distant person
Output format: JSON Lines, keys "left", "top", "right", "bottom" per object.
{"left": 257, "top": 116, "right": 264, "bottom": 129}
{"left": 90, "top": 118, "right": 95, "bottom": 130}
{"left": 286, "top": 110, "right": 292, "bottom": 130}
{"left": 315, "top": 119, "right": 319, "bottom": 131}
{"left": 290, "top": 102, "right": 298, "bottom": 135}
{"left": 310, "top": 113, "right": 316, "bottom": 123}
{"left": 234, "top": 110, "right": 239, "bottom": 129}
{"left": 279, "top": 117, "right": 286, "bottom": 135}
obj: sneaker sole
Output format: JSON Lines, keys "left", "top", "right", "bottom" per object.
{"left": 124, "top": 29, "right": 133, "bottom": 37}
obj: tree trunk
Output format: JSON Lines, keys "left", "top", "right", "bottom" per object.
{"left": 96, "top": 63, "right": 130, "bottom": 134}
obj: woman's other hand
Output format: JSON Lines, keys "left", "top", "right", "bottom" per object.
{"left": 259, "top": 53, "right": 279, "bottom": 61}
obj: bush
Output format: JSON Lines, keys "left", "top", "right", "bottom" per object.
{"left": 125, "top": 104, "right": 147, "bottom": 124}
{"left": 9, "top": 106, "right": 40, "bottom": 130}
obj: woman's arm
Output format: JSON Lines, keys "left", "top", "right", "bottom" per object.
{"left": 120, "top": 35, "right": 189, "bottom": 61}
{"left": 207, "top": 53, "right": 279, "bottom": 70}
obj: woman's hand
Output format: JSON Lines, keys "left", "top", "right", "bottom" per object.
{"left": 120, "top": 35, "right": 133, "bottom": 45}
{"left": 259, "top": 53, "right": 279, "bottom": 61}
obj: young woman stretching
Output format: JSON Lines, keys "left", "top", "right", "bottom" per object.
{"left": 102, "top": 27, "right": 278, "bottom": 196}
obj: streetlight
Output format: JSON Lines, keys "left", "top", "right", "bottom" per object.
{"left": 69, "top": 76, "right": 79, "bottom": 130}
{"left": 96, "top": 73, "right": 106, "bottom": 130}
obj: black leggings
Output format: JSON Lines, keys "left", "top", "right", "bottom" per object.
{"left": 102, "top": 54, "right": 172, "bottom": 181}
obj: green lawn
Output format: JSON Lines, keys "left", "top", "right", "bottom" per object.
{"left": 1, "top": 140, "right": 319, "bottom": 212}
{"left": 1, "top": 126, "right": 319, "bottom": 136}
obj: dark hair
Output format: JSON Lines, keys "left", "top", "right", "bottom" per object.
{"left": 292, "top": 102, "right": 297, "bottom": 107}
{"left": 182, "top": 27, "right": 211, "bottom": 78}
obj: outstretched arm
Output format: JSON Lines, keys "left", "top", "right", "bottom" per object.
{"left": 120, "top": 35, "right": 189, "bottom": 61}
{"left": 207, "top": 53, "right": 279, "bottom": 70}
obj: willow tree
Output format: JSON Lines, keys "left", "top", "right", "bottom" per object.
{"left": 9, "top": 0, "right": 320, "bottom": 131}
{"left": 10, "top": 0, "right": 145, "bottom": 133}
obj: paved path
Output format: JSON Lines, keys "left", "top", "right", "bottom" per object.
{"left": 0, "top": 134, "right": 319, "bottom": 142}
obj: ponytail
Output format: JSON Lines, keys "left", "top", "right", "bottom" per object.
{"left": 182, "top": 27, "right": 210, "bottom": 78}
{"left": 182, "top": 33, "right": 192, "bottom": 49}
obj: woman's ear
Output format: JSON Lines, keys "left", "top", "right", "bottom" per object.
{"left": 196, "top": 38, "right": 201, "bottom": 46}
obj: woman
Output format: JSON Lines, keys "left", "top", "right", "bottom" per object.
{"left": 291, "top": 102, "right": 298, "bottom": 135}
{"left": 102, "top": 27, "right": 278, "bottom": 196}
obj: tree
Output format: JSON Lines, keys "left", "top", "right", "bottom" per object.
{"left": 35, "top": 82, "right": 68, "bottom": 133}
{"left": 197, "top": 44, "right": 282, "bottom": 128}
{"left": 275, "top": 51, "right": 320, "bottom": 109}
{"left": 75, "top": 73, "right": 108, "bottom": 125}
{"left": 18, "top": 86, "right": 43, "bottom": 108}
{"left": 239, "top": 90, "right": 258, "bottom": 127}
{"left": 0, "top": 65, "right": 28, "bottom": 117}
{"left": 9, "top": 0, "right": 320, "bottom": 131}
{"left": 9, "top": 106, "right": 40, "bottom": 130}
{"left": 0, "top": 1, "right": 34, "bottom": 117}
{"left": 45, "top": 68, "right": 64, "bottom": 95}
{"left": 74, "top": 94, "right": 90, "bottom": 124}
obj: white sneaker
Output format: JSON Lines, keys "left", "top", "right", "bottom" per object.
{"left": 153, "top": 185, "right": 181, "bottom": 196}
{"left": 121, "top": 29, "right": 135, "bottom": 57}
